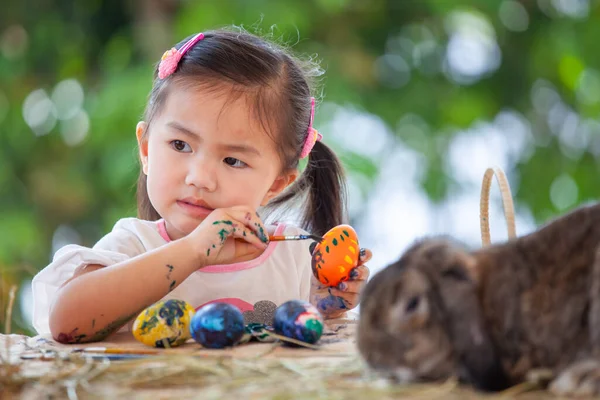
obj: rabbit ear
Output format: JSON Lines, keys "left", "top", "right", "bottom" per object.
{"left": 439, "top": 274, "right": 511, "bottom": 391}
{"left": 428, "top": 249, "right": 510, "bottom": 390}
{"left": 458, "top": 338, "right": 511, "bottom": 391}
{"left": 440, "top": 252, "right": 480, "bottom": 286}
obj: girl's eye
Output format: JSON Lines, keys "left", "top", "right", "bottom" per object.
{"left": 224, "top": 157, "right": 247, "bottom": 168}
{"left": 170, "top": 140, "right": 191, "bottom": 152}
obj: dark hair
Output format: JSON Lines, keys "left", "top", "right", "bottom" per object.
{"left": 136, "top": 28, "right": 347, "bottom": 236}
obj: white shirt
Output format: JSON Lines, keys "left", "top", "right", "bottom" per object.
{"left": 32, "top": 218, "right": 313, "bottom": 335}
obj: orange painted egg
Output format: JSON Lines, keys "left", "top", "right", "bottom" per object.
{"left": 311, "top": 225, "right": 360, "bottom": 287}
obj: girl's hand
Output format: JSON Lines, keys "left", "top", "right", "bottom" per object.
{"left": 186, "top": 206, "right": 269, "bottom": 267}
{"left": 310, "top": 248, "right": 372, "bottom": 319}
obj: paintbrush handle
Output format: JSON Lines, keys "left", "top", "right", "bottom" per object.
{"left": 83, "top": 347, "right": 162, "bottom": 355}
{"left": 269, "top": 235, "right": 305, "bottom": 241}
{"left": 269, "top": 234, "right": 322, "bottom": 242}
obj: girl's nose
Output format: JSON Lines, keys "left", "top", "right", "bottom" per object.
{"left": 185, "top": 158, "right": 217, "bottom": 192}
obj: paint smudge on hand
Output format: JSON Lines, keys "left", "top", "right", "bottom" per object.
{"left": 253, "top": 223, "right": 268, "bottom": 243}
{"left": 314, "top": 291, "right": 348, "bottom": 315}
{"left": 212, "top": 220, "right": 234, "bottom": 226}
{"left": 217, "top": 228, "right": 230, "bottom": 243}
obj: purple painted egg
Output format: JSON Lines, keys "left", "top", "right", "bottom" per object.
{"left": 273, "top": 300, "right": 324, "bottom": 345}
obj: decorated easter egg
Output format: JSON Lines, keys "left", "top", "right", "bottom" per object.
{"left": 190, "top": 303, "right": 245, "bottom": 349}
{"left": 133, "top": 299, "right": 195, "bottom": 348}
{"left": 311, "top": 224, "right": 360, "bottom": 287}
{"left": 273, "top": 300, "right": 324, "bottom": 345}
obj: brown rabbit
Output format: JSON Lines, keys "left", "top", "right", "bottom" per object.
{"left": 357, "top": 202, "right": 600, "bottom": 396}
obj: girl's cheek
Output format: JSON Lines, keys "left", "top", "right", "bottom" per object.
{"left": 150, "top": 168, "right": 176, "bottom": 191}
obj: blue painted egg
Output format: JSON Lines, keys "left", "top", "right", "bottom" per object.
{"left": 273, "top": 300, "right": 324, "bottom": 345}
{"left": 132, "top": 299, "right": 195, "bottom": 348}
{"left": 190, "top": 303, "right": 245, "bottom": 349}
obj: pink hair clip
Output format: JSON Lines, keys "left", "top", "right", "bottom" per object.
{"left": 158, "top": 33, "right": 205, "bottom": 79}
{"left": 300, "top": 97, "right": 322, "bottom": 159}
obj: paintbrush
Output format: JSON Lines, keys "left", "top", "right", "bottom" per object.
{"left": 72, "top": 347, "right": 167, "bottom": 355}
{"left": 269, "top": 234, "right": 323, "bottom": 242}
{"left": 21, "top": 347, "right": 166, "bottom": 361}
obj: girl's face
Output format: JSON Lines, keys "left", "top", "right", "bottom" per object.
{"left": 137, "top": 84, "right": 297, "bottom": 240}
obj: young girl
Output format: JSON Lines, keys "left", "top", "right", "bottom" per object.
{"left": 32, "top": 29, "right": 372, "bottom": 344}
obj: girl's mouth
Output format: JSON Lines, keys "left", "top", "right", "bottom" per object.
{"left": 176, "top": 200, "right": 214, "bottom": 218}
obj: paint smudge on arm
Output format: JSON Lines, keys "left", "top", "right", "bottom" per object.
{"left": 56, "top": 328, "right": 87, "bottom": 344}
{"left": 165, "top": 264, "right": 174, "bottom": 280}
{"left": 165, "top": 265, "right": 177, "bottom": 291}
{"left": 55, "top": 312, "right": 139, "bottom": 344}
{"left": 83, "top": 312, "right": 139, "bottom": 343}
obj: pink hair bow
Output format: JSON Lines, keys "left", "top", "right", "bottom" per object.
{"left": 300, "top": 97, "right": 322, "bottom": 159}
{"left": 158, "top": 33, "right": 205, "bottom": 79}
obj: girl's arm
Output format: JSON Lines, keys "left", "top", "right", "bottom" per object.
{"left": 49, "top": 207, "right": 268, "bottom": 344}
{"left": 49, "top": 237, "right": 201, "bottom": 343}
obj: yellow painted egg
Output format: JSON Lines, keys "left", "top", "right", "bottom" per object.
{"left": 311, "top": 224, "right": 360, "bottom": 287}
{"left": 133, "top": 299, "right": 195, "bottom": 348}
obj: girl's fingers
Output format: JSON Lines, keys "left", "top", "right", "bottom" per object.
{"left": 226, "top": 208, "right": 269, "bottom": 243}
{"left": 358, "top": 248, "right": 372, "bottom": 265}
{"left": 209, "top": 210, "right": 267, "bottom": 250}
{"left": 336, "top": 279, "right": 365, "bottom": 294}
{"left": 230, "top": 224, "right": 268, "bottom": 250}
{"left": 326, "top": 288, "right": 359, "bottom": 308}
{"left": 349, "top": 265, "right": 370, "bottom": 281}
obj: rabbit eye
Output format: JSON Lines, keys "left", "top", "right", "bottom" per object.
{"left": 442, "top": 266, "right": 470, "bottom": 281}
{"left": 406, "top": 296, "right": 420, "bottom": 313}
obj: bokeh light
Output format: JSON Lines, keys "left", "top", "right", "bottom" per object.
{"left": 2, "top": 0, "right": 599, "bottom": 335}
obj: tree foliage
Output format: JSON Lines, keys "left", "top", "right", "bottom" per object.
{"left": 1, "top": 0, "right": 598, "bottom": 334}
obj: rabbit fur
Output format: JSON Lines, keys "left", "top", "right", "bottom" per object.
{"left": 357, "top": 203, "right": 600, "bottom": 395}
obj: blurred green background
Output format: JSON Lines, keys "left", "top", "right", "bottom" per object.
{"left": 1, "top": 0, "right": 599, "bottom": 335}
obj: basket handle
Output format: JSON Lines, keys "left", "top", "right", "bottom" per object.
{"left": 480, "top": 167, "right": 517, "bottom": 246}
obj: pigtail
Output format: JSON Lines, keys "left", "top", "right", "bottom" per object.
{"left": 298, "top": 140, "right": 348, "bottom": 237}
{"left": 265, "top": 140, "right": 347, "bottom": 237}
